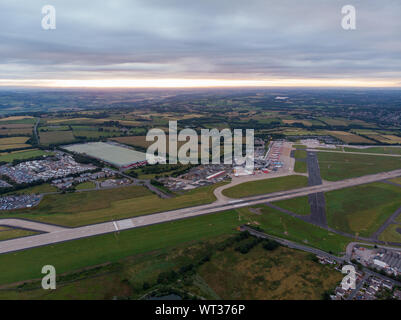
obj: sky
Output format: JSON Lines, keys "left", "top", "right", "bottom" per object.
{"left": 0, "top": 0, "right": 400, "bottom": 88}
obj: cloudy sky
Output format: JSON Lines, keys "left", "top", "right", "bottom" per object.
{"left": 0, "top": 0, "right": 400, "bottom": 87}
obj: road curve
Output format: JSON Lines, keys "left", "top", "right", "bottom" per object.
{"left": 1, "top": 169, "right": 401, "bottom": 255}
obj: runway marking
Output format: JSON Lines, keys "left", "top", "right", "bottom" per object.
{"left": 112, "top": 221, "right": 119, "bottom": 231}
{"left": 228, "top": 200, "right": 243, "bottom": 203}
{"left": 233, "top": 202, "right": 250, "bottom": 207}
{"left": 117, "top": 219, "right": 134, "bottom": 230}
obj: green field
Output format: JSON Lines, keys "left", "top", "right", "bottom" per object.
{"left": 273, "top": 196, "right": 311, "bottom": 216}
{"left": 39, "top": 130, "right": 76, "bottom": 145}
{"left": 197, "top": 243, "right": 341, "bottom": 300}
{"left": 0, "top": 230, "right": 341, "bottom": 300}
{"left": 3, "top": 183, "right": 224, "bottom": 227}
{"left": 0, "top": 227, "right": 38, "bottom": 241}
{"left": 0, "top": 149, "right": 50, "bottom": 163}
{"left": 317, "top": 152, "right": 401, "bottom": 181}
{"left": 294, "top": 160, "right": 307, "bottom": 173}
{"left": 222, "top": 175, "right": 308, "bottom": 198}
{"left": 237, "top": 205, "right": 351, "bottom": 254}
{"left": 293, "top": 149, "right": 307, "bottom": 159}
{"left": 379, "top": 224, "right": 401, "bottom": 243}
{"left": 0, "top": 210, "right": 240, "bottom": 285}
{"left": 75, "top": 181, "right": 96, "bottom": 190}
{"left": 6, "top": 183, "right": 57, "bottom": 195}
{"left": 344, "top": 147, "right": 401, "bottom": 155}
{"left": 325, "top": 182, "right": 401, "bottom": 237}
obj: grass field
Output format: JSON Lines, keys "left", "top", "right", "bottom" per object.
{"left": 317, "top": 152, "right": 401, "bottom": 181}
{"left": 0, "top": 136, "right": 31, "bottom": 150}
{"left": 198, "top": 244, "right": 341, "bottom": 300}
{"left": 344, "top": 147, "right": 401, "bottom": 155}
{"left": 389, "top": 177, "right": 401, "bottom": 185}
{"left": 222, "top": 175, "right": 308, "bottom": 198}
{"left": 325, "top": 182, "right": 401, "bottom": 237}
{"left": 0, "top": 230, "right": 341, "bottom": 300}
{"left": 378, "top": 224, "right": 401, "bottom": 243}
{"left": 0, "top": 116, "right": 33, "bottom": 122}
{"left": 0, "top": 210, "right": 240, "bottom": 285}
{"left": 3, "top": 183, "right": 225, "bottom": 226}
{"left": 293, "top": 149, "right": 308, "bottom": 173}
{"left": 293, "top": 149, "right": 307, "bottom": 159}
{"left": 0, "top": 227, "right": 38, "bottom": 241}
{"left": 75, "top": 181, "right": 96, "bottom": 190}
{"left": 39, "top": 131, "right": 76, "bottom": 145}
{"left": 0, "top": 149, "right": 50, "bottom": 163}
{"left": 294, "top": 160, "right": 307, "bottom": 173}
{"left": 0, "top": 124, "right": 33, "bottom": 136}
{"left": 273, "top": 196, "right": 311, "bottom": 216}
{"left": 326, "top": 131, "right": 375, "bottom": 144}
{"left": 6, "top": 183, "right": 57, "bottom": 195}
{"left": 237, "top": 205, "right": 351, "bottom": 254}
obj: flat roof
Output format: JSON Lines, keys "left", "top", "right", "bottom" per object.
{"left": 64, "top": 142, "right": 146, "bottom": 167}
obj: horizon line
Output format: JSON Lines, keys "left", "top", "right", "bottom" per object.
{"left": 0, "top": 78, "right": 400, "bottom": 89}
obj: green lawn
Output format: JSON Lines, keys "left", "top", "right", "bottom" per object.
{"left": 0, "top": 149, "right": 51, "bottom": 163}
{"left": 0, "top": 210, "right": 240, "bottom": 285}
{"left": 2, "top": 183, "right": 225, "bottom": 227}
{"left": 293, "top": 149, "right": 307, "bottom": 159}
{"left": 6, "top": 183, "right": 57, "bottom": 195}
{"left": 378, "top": 224, "right": 401, "bottom": 243}
{"left": 317, "top": 152, "right": 401, "bottom": 181}
{"left": 273, "top": 196, "right": 311, "bottom": 216}
{"left": 325, "top": 182, "right": 401, "bottom": 237}
{"left": 237, "top": 205, "right": 351, "bottom": 255}
{"left": 294, "top": 160, "right": 307, "bottom": 173}
{"left": 222, "top": 175, "right": 308, "bottom": 198}
{"left": 0, "top": 227, "right": 38, "bottom": 241}
{"left": 75, "top": 181, "right": 96, "bottom": 190}
{"left": 344, "top": 147, "right": 401, "bottom": 155}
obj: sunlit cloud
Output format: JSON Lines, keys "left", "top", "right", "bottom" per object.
{"left": 0, "top": 78, "right": 398, "bottom": 88}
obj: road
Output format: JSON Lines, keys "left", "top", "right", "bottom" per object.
{"left": 1, "top": 168, "right": 401, "bottom": 255}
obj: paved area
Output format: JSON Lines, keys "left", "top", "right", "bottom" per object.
{"left": 305, "top": 151, "right": 327, "bottom": 228}
{"left": 1, "top": 168, "right": 401, "bottom": 255}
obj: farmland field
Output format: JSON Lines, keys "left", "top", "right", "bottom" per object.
{"left": 39, "top": 130, "right": 76, "bottom": 145}
{"left": 0, "top": 136, "right": 31, "bottom": 150}
{"left": 0, "top": 149, "right": 50, "bottom": 163}
{"left": 326, "top": 131, "right": 375, "bottom": 144}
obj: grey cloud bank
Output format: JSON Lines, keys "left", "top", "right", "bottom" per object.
{"left": 0, "top": 0, "right": 400, "bottom": 83}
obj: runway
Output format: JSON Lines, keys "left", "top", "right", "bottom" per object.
{"left": 1, "top": 168, "right": 401, "bottom": 255}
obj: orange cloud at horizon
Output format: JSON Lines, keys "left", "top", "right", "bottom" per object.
{"left": 0, "top": 78, "right": 399, "bottom": 88}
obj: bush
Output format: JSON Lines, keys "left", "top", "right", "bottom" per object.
{"left": 262, "top": 239, "right": 280, "bottom": 251}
